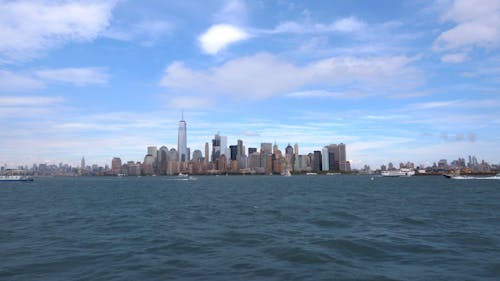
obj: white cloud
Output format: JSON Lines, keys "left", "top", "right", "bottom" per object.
{"left": 0, "top": 96, "right": 63, "bottom": 106}
{"left": 166, "top": 96, "right": 214, "bottom": 109}
{"left": 0, "top": 70, "right": 44, "bottom": 91}
{"left": 198, "top": 24, "right": 250, "bottom": 55}
{"left": 441, "top": 52, "right": 469, "bottom": 63}
{"left": 215, "top": 0, "right": 247, "bottom": 25}
{"left": 434, "top": 0, "right": 500, "bottom": 50}
{"left": 104, "top": 20, "right": 171, "bottom": 46}
{"left": 35, "top": 67, "right": 109, "bottom": 86}
{"left": 272, "top": 16, "right": 366, "bottom": 34}
{"left": 160, "top": 53, "right": 421, "bottom": 100}
{"left": 0, "top": 0, "right": 116, "bottom": 62}
{"left": 409, "top": 99, "right": 500, "bottom": 110}
{"left": 0, "top": 95, "right": 65, "bottom": 118}
{"left": 287, "top": 90, "right": 346, "bottom": 99}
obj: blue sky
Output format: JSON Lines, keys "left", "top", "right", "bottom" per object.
{"left": 1, "top": 0, "right": 499, "bottom": 169}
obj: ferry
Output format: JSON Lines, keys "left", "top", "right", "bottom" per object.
{"left": 0, "top": 175, "right": 34, "bottom": 181}
{"left": 381, "top": 168, "right": 415, "bottom": 177}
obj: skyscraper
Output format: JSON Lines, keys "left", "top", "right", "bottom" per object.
{"left": 313, "top": 151, "right": 322, "bottom": 171}
{"left": 177, "top": 113, "right": 187, "bottom": 162}
{"left": 322, "top": 147, "right": 329, "bottom": 171}
{"left": 205, "top": 142, "right": 209, "bottom": 163}
{"left": 338, "top": 143, "right": 347, "bottom": 171}
{"left": 229, "top": 145, "right": 238, "bottom": 161}
{"left": 111, "top": 157, "right": 122, "bottom": 175}
{"left": 212, "top": 133, "right": 221, "bottom": 162}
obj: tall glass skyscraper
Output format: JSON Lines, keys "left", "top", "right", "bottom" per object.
{"left": 177, "top": 113, "right": 187, "bottom": 162}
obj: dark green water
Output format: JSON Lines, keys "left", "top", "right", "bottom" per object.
{"left": 1, "top": 175, "right": 499, "bottom": 280}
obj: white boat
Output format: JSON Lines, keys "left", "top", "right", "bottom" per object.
{"left": 0, "top": 175, "right": 34, "bottom": 181}
{"left": 282, "top": 170, "right": 292, "bottom": 177}
{"left": 306, "top": 172, "right": 318, "bottom": 176}
{"left": 448, "top": 175, "right": 500, "bottom": 180}
{"left": 178, "top": 173, "right": 188, "bottom": 177}
{"left": 381, "top": 168, "right": 415, "bottom": 177}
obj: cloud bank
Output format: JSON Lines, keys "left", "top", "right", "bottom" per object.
{"left": 160, "top": 53, "right": 421, "bottom": 100}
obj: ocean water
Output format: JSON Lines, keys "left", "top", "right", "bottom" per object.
{"left": 1, "top": 175, "right": 499, "bottom": 281}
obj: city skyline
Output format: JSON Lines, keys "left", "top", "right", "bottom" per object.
{"left": 1, "top": 0, "right": 500, "bottom": 168}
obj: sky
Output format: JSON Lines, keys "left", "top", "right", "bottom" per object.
{"left": 1, "top": 0, "right": 499, "bottom": 169}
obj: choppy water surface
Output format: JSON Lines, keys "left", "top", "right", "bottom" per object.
{"left": 1, "top": 176, "right": 500, "bottom": 280}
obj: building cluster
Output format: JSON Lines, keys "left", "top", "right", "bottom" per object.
{"left": 0, "top": 157, "right": 109, "bottom": 177}
{"left": 360, "top": 155, "right": 499, "bottom": 174}
{"left": 110, "top": 117, "right": 350, "bottom": 176}
{"left": 5, "top": 117, "right": 499, "bottom": 177}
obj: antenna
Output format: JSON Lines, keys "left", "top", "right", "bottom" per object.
{"left": 181, "top": 109, "right": 184, "bottom": 120}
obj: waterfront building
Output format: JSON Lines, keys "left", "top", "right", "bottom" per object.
{"left": 177, "top": 114, "right": 187, "bottom": 162}
{"left": 167, "top": 148, "right": 178, "bottom": 161}
{"left": 265, "top": 154, "right": 273, "bottom": 174}
{"left": 111, "top": 157, "right": 122, "bottom": 175}
{"left": 338, "top": 143, "right": 348, "bottom": 171}
{"left": 167, "top": 160, "right": 179, "bottom": 175}
{"left": 260, "top": 143, "right": 272, "bottom": 171}
{"left": 220, "top": 135, "right": 228, "bottom": 159}
{"left": 147, "top": 146, "right": 157, "bottom": 158}
{"left": 147, "top": 146, "right": 158, "bottom": 173}
{"left": 284, "top": 143, "right": 294, "bottom": 172}
{"left": 272, "top": 147, "right": 283, "bottom": 174}
{"left": 313, "top": 151, "right": 322, "bottom": 171}
{"left": 325, "top": 144, "right": 338, "bottom": 170}
{"left": 248, "top": 152, "right": 260, "bottom": 171}
{"left": 205, "top": 142, "right": 210, "bottom": 164}
{"left": 212, "top": 133, "right": 221, "bottom": 162}
{"left": 142, "top": 154, "right": 155, "bottom": 175}
{"left": 229, "top": 145, "right": 238, "bottom": 161}
{"left": 127, "top": 161, "right": 142, "bottom": 176}
{"left": 237, "top": 139, "right": 246, "bottom": 169}
{"left": 192, "top": 149, "right": 203, "bottom": 162}
{"left": 285, "top": 143, "right": 293, "bottom": 156}
{"left": 159, "top": 146, "right": 168, "bottom": 175}
{"left": 322, "top": 147, "right": 329, "bottom": 171}
{"left": 261, "top": 143, "right": 272, "bottom": 155}
{"left": 237, "top": 140, "right": 245, "bottom": 159}
{"left": 230, "top": 160, "right": 239, "bottom": 173}
{"left": 216, "top": 155, "right": 227, "bottom": 172}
